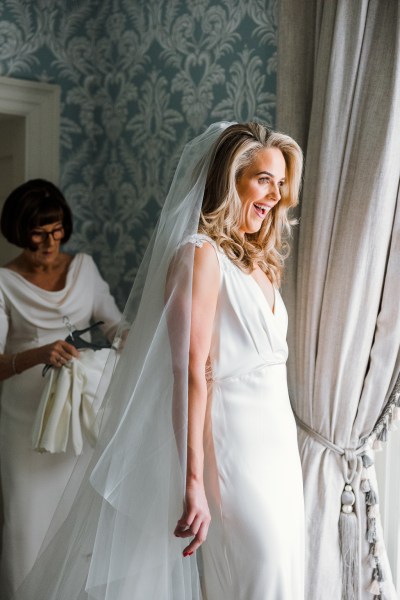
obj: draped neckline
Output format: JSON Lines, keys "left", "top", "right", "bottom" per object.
{"left": 0, "top": 254, "right": 79, "bottom": 295}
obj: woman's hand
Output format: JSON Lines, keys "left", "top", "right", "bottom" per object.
{"left": 174, "top": 481, "right": 211, "bottom": 557}
{"left": 38, "top": 340, "right": 80, "bottom": 368}
{"left": 0, "top": 340, "right": 81, "bottom": 380}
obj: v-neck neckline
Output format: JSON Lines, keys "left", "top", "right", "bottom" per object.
{"left": 247, "top": 273, "right": 277, "bottom": 316}
{"left": 212, "top": 242, "right": 278, "bottom": 318}
{"left": 228, "top": 263, "right": 276, "bottom": 317}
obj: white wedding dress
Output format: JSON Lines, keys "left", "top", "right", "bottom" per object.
{"left": 193, "top": 235, "right": 305, "bottom": 599}
{"left": 0, "top": 253, "right": 121, "bottom": 599}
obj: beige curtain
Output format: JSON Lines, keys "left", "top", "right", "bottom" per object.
{"left": 277, "top": 1, "right": 400, "bottom": 598}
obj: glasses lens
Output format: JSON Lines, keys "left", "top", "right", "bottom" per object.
{"left": 30, "top": 227, "right": 64, "bottom": 243}
{"left": 52, "top": 227, "right": 64, "bottom": 240}
{"left": 31, "top": 231, "right": 45, "bottom": 243}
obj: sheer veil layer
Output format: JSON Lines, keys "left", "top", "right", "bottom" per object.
{"left": 13, "top": 122, "right": 234, "bottom": 600}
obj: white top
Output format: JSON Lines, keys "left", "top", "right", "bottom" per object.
{"left": 0, "top": 252, "right": 121, "bottom": 355}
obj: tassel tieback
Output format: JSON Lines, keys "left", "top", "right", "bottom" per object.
{"left": 292, "top": 414, "right": 394, "bottom": 600}
{"left": 341, "top": 484, "right": 356, "bottom": 514}
{"left": 339, "top": 482, "right": 359, "bottom": 600}
{"left": 293, "top": 415, "right": 369, "bottom": 600}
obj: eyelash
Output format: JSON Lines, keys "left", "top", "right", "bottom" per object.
{"left": 258, "top": 178, "right": 285, "bottom": 187}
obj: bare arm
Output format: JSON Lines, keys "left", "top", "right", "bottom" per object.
{"left": 0, "top": 341, "right": 80, "bottom": 381}
{"left": 174, "top": 242, "right": 220, "bottom": 556}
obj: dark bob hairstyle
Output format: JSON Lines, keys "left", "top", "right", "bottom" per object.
{"left": 0, "top": 179, "right": 73, "bottom": 250}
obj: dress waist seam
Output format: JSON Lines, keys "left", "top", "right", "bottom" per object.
{"left": 206, "top": 360, "right": 286, "bottom": 384}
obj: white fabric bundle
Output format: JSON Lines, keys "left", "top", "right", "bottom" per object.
{"left": 32, "top": 349, "right": 111, "bottom": 455}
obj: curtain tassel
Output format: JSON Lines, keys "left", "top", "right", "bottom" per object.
{"left": 367, "top": 579, "right": 380, "bottom": 595}
{"left": 373, "top": 541, "right": 382, "bottom": 557}
{"left": 362, "top": 454, "right": 374, "bottom": 468}
{"left": 368, "top": 504, "right": 378, "bottom": 518}
{"left": 373, "top": 563, "right": 384, "bottom": 582}
{"left": 392, "top": 406, "right": 400, "bottom": 420}
{"left": 378, "top": 426, "right": 388, "bottom": 443}
{"left": 368, "top": 553, "right": 377, "bottom": 568}
{"left": 368, "top": 541, "right": 382, "bottom": 565}
{"left": 361, "top": 478, "right": 371, "bottom": 493}
{"left": 373, "top": 439, "right": 383, "bottom": 450}
{"left": 339, "top": 484, "right": 359, "bottom": 600}
{"left": 365, "top": 488, "right": 378, "bottom": 506}
{"left": 367, "top": 518, "right": 377, "bottom": 544}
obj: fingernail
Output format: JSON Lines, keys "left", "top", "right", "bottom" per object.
{"left": 183, "top": 551, "right": 193, "bottom": 557}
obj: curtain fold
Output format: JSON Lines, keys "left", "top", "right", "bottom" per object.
{"left": 277, "top": 1, "right": 400, "bottom": 598}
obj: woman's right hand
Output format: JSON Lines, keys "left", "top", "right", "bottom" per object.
{"left": 174, "top": 481, "right": 211, "bottom": 557}
{"left": 0, "top": 340, "right": 81, "bottom": 381}
{"left": 38, "top": 340, "right": 80, "bottom": 368}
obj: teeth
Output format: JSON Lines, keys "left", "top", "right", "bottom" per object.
{"left": 254, "top": 203, "right": 267, "bottom": 214}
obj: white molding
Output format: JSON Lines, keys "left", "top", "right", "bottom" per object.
{"left": 0, "top": 75, "right": 60, "bottom": 182}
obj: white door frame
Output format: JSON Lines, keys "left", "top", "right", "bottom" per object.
{"left": 0, "top": 75, "right": 60, "bottom": 182}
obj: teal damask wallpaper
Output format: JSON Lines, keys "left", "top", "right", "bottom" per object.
{"left": 0, "top": 0, "right": 278, "bottom": 306}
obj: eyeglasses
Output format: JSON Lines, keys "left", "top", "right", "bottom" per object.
{"left": 30, "top": 226, "right": 65, "bottom": 244}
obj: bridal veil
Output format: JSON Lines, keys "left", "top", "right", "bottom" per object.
{"left": 14, "top": 122, "right": 233, "bottom": 600}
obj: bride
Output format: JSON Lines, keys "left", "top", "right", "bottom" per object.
{"left": 14, "top": 121, "right": 304, "bottom": 600}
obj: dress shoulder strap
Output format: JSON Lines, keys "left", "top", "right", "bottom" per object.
{"left": 181, "top": 233, "right": 223, "bottom": 271}
{"left": 183, "top": 233, "right": 217, "bottom": 249}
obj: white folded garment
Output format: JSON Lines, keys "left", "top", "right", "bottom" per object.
{"left": 32, "top": 348, "right": 111, "bottom": 455}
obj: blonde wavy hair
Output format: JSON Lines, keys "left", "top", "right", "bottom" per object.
{"left": 199, "top": 122, "right": 303, "bottom": 286}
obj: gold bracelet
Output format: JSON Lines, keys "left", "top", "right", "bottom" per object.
{"left": 11, "top": 353, "right": 19, "bottom": 375}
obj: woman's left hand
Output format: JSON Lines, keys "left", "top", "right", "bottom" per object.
{"left": 174, "top": 481, "right": 211, "bottom": 557}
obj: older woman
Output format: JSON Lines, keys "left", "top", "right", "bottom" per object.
{"left": 0, "top": 179, "right": 121, "bottom": 598}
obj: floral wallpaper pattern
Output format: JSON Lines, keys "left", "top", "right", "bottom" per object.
{"left": 0, "top": 0, "right": 278, "bottom": 306}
